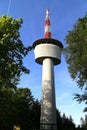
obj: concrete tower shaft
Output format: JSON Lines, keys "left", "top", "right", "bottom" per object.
{"left": 33, "top": 38, "right": 63, "bottom": 130}
{"left": 33, "top": 9, "right": 63, "bottom": 130}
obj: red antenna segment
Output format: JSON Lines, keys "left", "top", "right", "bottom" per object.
{"left": 44, "top": 9, "right": 51, "bottom": 38}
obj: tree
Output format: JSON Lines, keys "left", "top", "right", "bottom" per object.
{"left": 0, "top": 87, "right": 14, "bottom": 130}
{"left": 13, "top": 88, "right": 35, "bottom": 130}
{"left": 31, "top": 99, "right": 41, "bottom": 129}
{"left": 0, "top": 15, "right": 32, "bottom": 89}
{"left": 64, "top": 13, "right": 87, "bottom": 108}
{"left": 65, "top": 14, "right": 87, "bottom": 88}
{"left": 0, "top": 87, "right": 36, "bottom": 130}
{"left": 80, "top": 116, "right": 87, "bottom": 129}
{"left": 84, "top": 115, "right": 87, "bottom": 128}
{"left": 56, "top": 112, "right": 75, "bottom": 130}
{"left": 56, "top": 109, "right": 62, "bottom": 130}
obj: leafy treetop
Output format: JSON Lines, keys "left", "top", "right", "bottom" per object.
{"left": 0, "top": 15, "right": 32, "bottom": 89}
{"left": 65, "top": 14, "right": 87, "bottom": 88}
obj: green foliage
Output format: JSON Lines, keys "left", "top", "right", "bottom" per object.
{"left": 0, "top": 15, "right": 32, "bottom": 89}
{"left": 80, "top": 116, "right": 87, "bottom": 129}
{"left": 65, "top": 13, "right": 87, "bottom": 112}
{"left": 0, "top": 87, "right": 36, "bottom": 130}
{"left": 0, "top": 85, "right": 76, "bottom": 130}
{"left": 84, "top": 115, "right": 87, "bottom": 128}
{"left": 57, "top": 111, "right": 75, "bottom": 130}
{"left": 65, "top": 14, "right": 87, "bottom": 88}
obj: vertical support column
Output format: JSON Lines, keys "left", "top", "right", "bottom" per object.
{"left": 40, "top": 58, "right": 57, "bottom": 130}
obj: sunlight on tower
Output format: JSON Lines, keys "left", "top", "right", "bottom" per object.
{"left": 33, "top": 9, "right": 63, "bottom": 130}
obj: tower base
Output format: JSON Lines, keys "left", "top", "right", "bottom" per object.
{"left": 40, "top": 123, "right": 57, "bottom": 130}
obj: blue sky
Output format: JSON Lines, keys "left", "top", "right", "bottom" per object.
{"left": 0, "top": 0, "right": 87, "bottom": 126}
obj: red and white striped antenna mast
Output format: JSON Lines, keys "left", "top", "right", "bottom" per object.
{"left": 44, "top": 8, "right": 51, "bottom": 38}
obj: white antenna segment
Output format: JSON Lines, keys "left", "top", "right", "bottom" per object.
{"left": 7, "top": 0, "right": 12, "bottom": 16}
